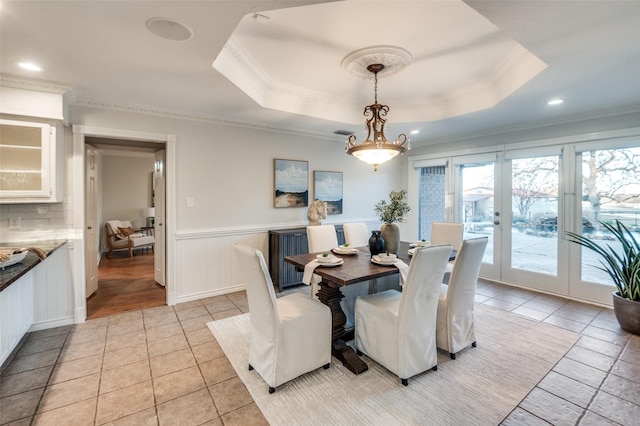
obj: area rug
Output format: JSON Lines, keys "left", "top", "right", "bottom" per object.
{"left": 207, "top": 304, "right": 578, "bottom": 425}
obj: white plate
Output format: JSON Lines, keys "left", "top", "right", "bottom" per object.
{"left": 317, "top": 258, "right": 344, "bottom": 267}
{"left": 332, "top": 247, "right": 358, "bottom": 255}
{"left": 409, "top": 242, "right": 431, "bottom": 248}
{"left": 316, "top": 253, "right": 338, "bottom": 263}
{"left": 371, "top": 256, "right": 398, "bottom": 266}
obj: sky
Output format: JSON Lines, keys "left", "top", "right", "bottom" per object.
{"left": 275, "top": 160, "right": 308, "bottom": 192}
{"left": 314, "top": 171, "right": 342, "bottom": 201}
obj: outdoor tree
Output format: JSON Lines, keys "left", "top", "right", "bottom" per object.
{"left": 511, "top": 157, "right": 559, "bottom": 221}
{"left": 582, "top": 149, "right": 640, "bottom": 228}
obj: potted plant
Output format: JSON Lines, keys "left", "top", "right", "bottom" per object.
{"left": 374, "top": 190, "right": 411, "bottom": 255}
{"left": 566, "top": 220, "right": 640, "bottom": 335}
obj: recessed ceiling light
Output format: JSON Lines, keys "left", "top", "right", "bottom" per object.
{"left": 410, "top": 130, "right": 420, "bottom": 135}
{"left": 547, "top": 99, "right": 564, "bottom": 105}
{"left": 146, "top": 17, "right": 193, "bottom": 41}
{"left": 18, "top": 62, "right": 44, "bottom": 72}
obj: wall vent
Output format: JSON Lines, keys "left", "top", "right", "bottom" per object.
{"left": 333, "top": 129, "right": 353, "bottom": 136}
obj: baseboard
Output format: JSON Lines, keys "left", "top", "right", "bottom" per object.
{"left": 174, "top": 284, "right": 246, "bottom": 305}
{"left": 29, "top": 316, "right": 75, "bottom": 332}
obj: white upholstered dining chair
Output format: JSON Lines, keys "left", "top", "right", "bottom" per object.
{"left": 430, "top": 222, "right": 464, "bottom": 249}
{"left": 343, "top": 222, "right": 370, "bottom": 247}
{"left": 306, "top": 225, "right": 339, "bottom": 300}
{"left": 436, "top": 237, "right": 488, "bottom": 359}
{"left": 431, "top": 221, "right": 464, "bottom": 281}
{"left": 307, "top": 225, "right": 368, "bottom": 330}
{"left": 234, "top": 244, "right": 331, "bottom": 393}
{"left": 355, "top": 245, "right": 452, "bottom": 386}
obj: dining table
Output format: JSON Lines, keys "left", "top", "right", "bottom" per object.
{"left": 284, "top": 241, "right": 455, "bottom": 375}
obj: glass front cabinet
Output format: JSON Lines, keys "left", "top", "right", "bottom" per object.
{"left": 0, "top": 119, "right": 63, "bottom": 203}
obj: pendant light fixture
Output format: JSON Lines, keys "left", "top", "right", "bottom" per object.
{"left": 345, "top": 63, "right": 410, "bottom": 171}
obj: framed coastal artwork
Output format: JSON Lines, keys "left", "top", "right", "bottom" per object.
{"left": 274, "top": 159, "right": 309, "bottom": 208}
{"left": 313, "top": 170, "right": 343, "bottom": 214}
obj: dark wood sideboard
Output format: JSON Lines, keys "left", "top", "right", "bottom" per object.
{"left": 268, "top": 225, "right": 345, "bottom": 292}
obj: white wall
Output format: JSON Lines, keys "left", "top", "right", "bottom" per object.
{"left": 69, "top": 106, "right": 407, "bottom": 305}
{"left": 70, "top": 107, "right": 405, "bottom": 230}
{"left": 101, "top": 153, "right": 154, "bottom": 229}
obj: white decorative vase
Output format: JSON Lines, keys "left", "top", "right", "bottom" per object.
{"left": 381, "top": 223, "right": 400, "bottom": 255}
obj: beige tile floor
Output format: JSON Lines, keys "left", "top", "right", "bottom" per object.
{"left": 1, "top": 280, "right": 638, "bottom": 425}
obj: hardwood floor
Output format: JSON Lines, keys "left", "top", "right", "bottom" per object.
{"left": 87, "top": 250, "right": 165, "bottom": 319}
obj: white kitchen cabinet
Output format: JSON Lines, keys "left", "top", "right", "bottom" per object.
{"left": 0, "top": 118, "right": 63, "bottom": 203}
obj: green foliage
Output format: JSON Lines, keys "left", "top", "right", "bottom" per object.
{"left": 374, "top": 190, "right": 411, "bottom": 224}
{"left": 566, "top": 220, "right": 640, "bottom": 301}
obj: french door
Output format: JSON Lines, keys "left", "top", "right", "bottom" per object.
{"left": 452, "top": 154, "right": 500, "bottom": 280}
{"left": 415, "top": 148, "right": 566, "bottom": 294}
{"left": 499, "top": 147, "right": 566, "bottom": 293}
{"left": 413, "top": 137, "right": 640, "bottom": 305}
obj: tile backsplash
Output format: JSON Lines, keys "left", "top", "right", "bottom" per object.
{"left": 0, "top": 201, "right": 73, "bottom": 243}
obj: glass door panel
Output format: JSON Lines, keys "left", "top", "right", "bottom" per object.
{"left": 457, "top": 162, "right": 495, "bottom": 266}
{"left": 579, "top": 147, "right": 640, "bottom": 284}
{"left": 509, "top": 155, "right": 560, "bottom": 275}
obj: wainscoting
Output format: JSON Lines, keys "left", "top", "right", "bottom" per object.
{"left": 174, "top": 227, "right": 270, "bottom": 304}
{"left": 173, "top": 221, "right": 379, "bottom": 304}
{"left": 0, "top": 244, "right": 73, "bottom": 366}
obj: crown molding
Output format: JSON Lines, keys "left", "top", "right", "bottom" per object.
{"left": 414, "top": 104, "right": 640, "bottom": 148}
{"left": 0, "top": 73, "right": 74, "bottom": 96}
{"left": 71, "top": 96, "right": 339, "bottom": 141}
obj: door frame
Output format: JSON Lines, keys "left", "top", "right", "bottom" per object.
{"left": 71, "top": 125, "right": 176, "bottom": 323}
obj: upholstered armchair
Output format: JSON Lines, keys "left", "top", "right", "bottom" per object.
{"left": 104, "top": 220, "right": 155, "bottom": 258}
{"left": 355, "top": 245, "right": 452, "bottom": 386}
{"left": 234, "top": 244, "right": 331, "bottom": 393}
{"left": 436, "top": 237, "right": 488, "bottom": 359}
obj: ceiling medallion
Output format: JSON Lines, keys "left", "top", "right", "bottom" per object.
{"left": 344, "top": 63, "right": 411, "bottom": 171}
{"left": 341, "top": 46, "right": 413, "bottom": 79}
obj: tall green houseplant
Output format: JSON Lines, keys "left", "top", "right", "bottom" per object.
{"left": 566, "top": 219, "right": 640, "bottom": 334}
{"left": 374, "top": 190, "right": 410, "bottom": 255}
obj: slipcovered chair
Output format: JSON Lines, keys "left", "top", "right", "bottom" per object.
{"left": 306, "top": 225, "right": 338, "bottom": 300}
{"left": 436, "top": 237, "right": 488, "bottom": 359}
{"left": 343, "top": 222, "right": 370, "bottom": 247}
{"left": 104, "top": 220, "right": 155, "bottom": 258}
{"left": 431, "top": 221, "right": 464, "bottom": 281}
{"left": 355, "top": 245, "right": 452, "bottom": 386}
{"left": 234, "top": 244, "right": 331, "bottom": 393}
{"left": 430, "top": 222, "right": 464, "bottom": 249}
{"left": 307, "top": 225, "right": 368, "bottom": 330}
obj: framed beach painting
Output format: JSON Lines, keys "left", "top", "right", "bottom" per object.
{"left": 314, "top": 170, "right": 343, "bottom": 214}
{"left": 274, "top": 159, "right": 309, "bottom": 208}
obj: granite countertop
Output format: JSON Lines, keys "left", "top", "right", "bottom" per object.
{"left": 0, "top": 240, "right": 68, "bottom": 292}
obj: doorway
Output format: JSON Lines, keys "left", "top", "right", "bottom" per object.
{"left": 71, "top": 125, "right": 176, "bottom": 324}
{"left": 88, "top": 250, "right": 164, "bottom": 319}
{"left": 85, "top": 137, "right": 166, "bottom": 318}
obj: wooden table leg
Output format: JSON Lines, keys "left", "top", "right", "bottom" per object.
{"left": 316, "top": 281, "right": 368, "bottom": 375}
